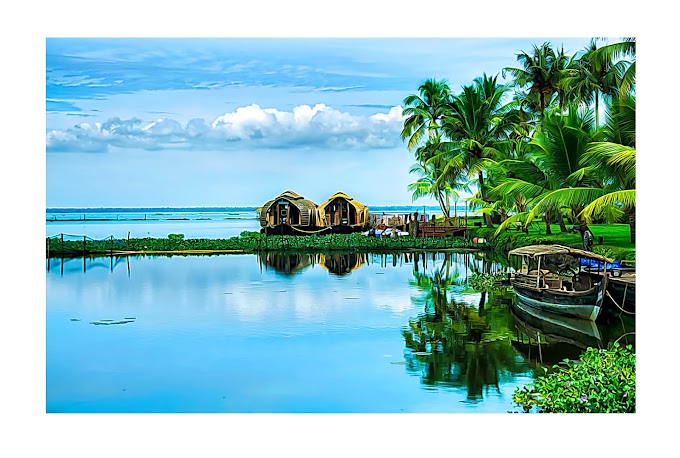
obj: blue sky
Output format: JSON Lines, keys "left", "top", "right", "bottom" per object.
{"left": 46, "top": 37, "right": 595, "bottom": 208}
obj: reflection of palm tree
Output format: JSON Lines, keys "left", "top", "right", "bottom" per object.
{"left": 402, "top": 257, "right": 527, "bottom": 400}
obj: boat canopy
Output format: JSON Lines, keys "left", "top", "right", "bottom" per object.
{"left": 259, "top": 190, "right": 321, "bottom": 227}
{"left": 317, "top": 191, "right": 369, "bottom": 225}
{"left": 508, "top": 244, "right": 614, "bottom": 263}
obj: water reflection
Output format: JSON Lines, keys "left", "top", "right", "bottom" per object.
{"left": 509, "top": 302, "right": 635, "bottom": 367}
{"left": 402, "top": 252, "right": 529, "bottom": 402}
{"left": 257, "top": 252, "right": 370, "bottom": 276}
{"left": 47, "top": 255, "right": 131, "bottom": 276}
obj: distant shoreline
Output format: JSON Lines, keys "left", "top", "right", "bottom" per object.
{"left": 46, "top": 205, "right": 456, "bottom": 213}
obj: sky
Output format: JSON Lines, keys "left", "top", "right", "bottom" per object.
{"left": 46, "top": 37, "right": 596, "bottom": 208}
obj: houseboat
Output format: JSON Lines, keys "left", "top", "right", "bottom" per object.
{"left": 317, "top": 191, "right": 369, "bottom": 233}
{"left": 259, "top": 190, "right": 326, "bottom": 235}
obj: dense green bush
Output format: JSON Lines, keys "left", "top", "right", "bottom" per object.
{"left": 512, "top": 343, "right": 635, "bottom": 413}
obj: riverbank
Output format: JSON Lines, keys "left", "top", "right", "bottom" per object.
{"left": 46, "top": 231, "right": 487, "bottom": 257}
{"left": 46, "top": 222, "right": 635, "bottom": 260}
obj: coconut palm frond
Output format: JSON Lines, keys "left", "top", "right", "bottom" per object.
{"left": 494, "top": 212, "right": 529, "bottom": 236}
{"left": 580, "top": 190, "right": 636, "bottom": 222}
{"left": 526, "top": 187, "right": 608, "bottom": 225}
{"left": 488, "top": 178, "right": 545, "bottom": 200}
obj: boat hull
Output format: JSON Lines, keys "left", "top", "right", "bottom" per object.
{"left": 511, "top": 282, "right": 605, "bottom": 321}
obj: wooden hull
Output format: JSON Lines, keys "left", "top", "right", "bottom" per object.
{"left": 585, "top": 272, "right": 636, "bottom": 313}
{"left": 604, "top": 278, "right": 636, "bottom": 313}
{"left": 262, "top": 224, "right": 328, "bottom": 236}
{"left": 328, "top": 224, "right": 367, "bottom": 234}
{"left": 511, "top": 281, "right": 605, "bottom": 321}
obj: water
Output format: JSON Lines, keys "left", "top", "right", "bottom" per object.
{"left": 46, "top": 251, "right": 634, "bottom": 413}
{"left": 45, "top": 206, "right": 453, "bottom": 239}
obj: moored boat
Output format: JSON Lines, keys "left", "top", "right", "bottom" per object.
{"left": 317, "top": 191, "right": 369, "bottom": 234}
{"left": 259, "top": 190, "right": 327, "bottom": 235}
{"left": 508, "top": 245, "right": 612, "bottom": 321}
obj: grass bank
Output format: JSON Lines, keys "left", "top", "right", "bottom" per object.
{"left": 468, "top": 223, "right": 635, "bottom": 261}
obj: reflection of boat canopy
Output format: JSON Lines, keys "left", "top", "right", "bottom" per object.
{"left": 260, "top": 252, "right": 313, "bottom": 275}
{"left": 319, "top": 253, "right": 367, "bottom": 275}
{"left": 509, "top": 245, "right": 613, "bottom": 264}
{"left": 317, "top": 191, "right": 369, "bottom": 231}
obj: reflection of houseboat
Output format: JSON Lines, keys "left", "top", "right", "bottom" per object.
{"left": 317, "top": 191, "right": 369, "bottom": 233}
{"left": 319, "top": 253, "right": 367, "bottom": 276}
{"left": 259, "top": 190, "right": 326, "bottom": 235}
{"left": 509, "top": 245, "right": 611, "bottom": 321}
{"left": 259, "top": 252, "right": 314, "bottom": 275}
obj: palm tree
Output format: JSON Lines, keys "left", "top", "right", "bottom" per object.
{"left": 493, "top": 106, "right": 599, "bottom": 238}
{"left": 502, "top": 42, "right": 572, "bottom": 118}
{"left": 401, "top": 79, "right": 452, "bottom": 151}
{"left": 437, "top": 74, "right": 516, "bottom": 227}
{"left": 579, "top": 142, "right": 636, "bottom": 242}
{"left": 564, "top": 38, "right": 631, "bottom": 128}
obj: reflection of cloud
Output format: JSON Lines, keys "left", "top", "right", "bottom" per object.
{"left": 46, "top": 104, "right": 406, "bottom": 153}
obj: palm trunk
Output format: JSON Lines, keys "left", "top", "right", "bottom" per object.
{"left": 595, "top": 91, "right": 600, "bottom": 129}
{"left": 478, "top": 171, "right": 493, "bottom": 228}
{"left": 543, "top": 215, "right": 552, "bottom": 235}
{"left": 436, "top": 191, "right": 450, "bottom": 219}
{"left": 558, "top": 212, "right": 568, "bottom": 232}
{"left": 577, "top": 217, "right": 591, "bottom": 238}
{"left": 627, "top": 207, "right": 636, "bottom": 244}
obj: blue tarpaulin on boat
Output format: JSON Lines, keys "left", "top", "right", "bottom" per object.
{"left": 579, "top": 258, "right": 621, "bottom": 269}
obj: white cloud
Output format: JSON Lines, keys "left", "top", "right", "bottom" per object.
{"left": 46, "top": 104, "right": 407, "bottom": 153}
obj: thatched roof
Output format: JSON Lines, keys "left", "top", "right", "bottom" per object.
{"left": 260, "top": 190, "right": 320, "bottom": 227}
{"left": 508, "top": 244, "right": 614, "bottom": 263}
{"left": 317, "top": 191, "right": 369, "bottom": 225}
{"left": 318, "top": 191, "right": 368, "bottom": 213}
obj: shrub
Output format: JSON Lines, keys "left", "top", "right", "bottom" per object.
{"left": 512, "top": 342, "right": 635, "bottom": 413}
{"left": 167, "top": 233, "right": 185, "bottom": 240}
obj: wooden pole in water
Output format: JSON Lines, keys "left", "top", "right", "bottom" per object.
{"left": 83, "top": 235, "right": 87, "bottom": 257}
{"left": 110, "top": 235, "right": 113, "bottom": 255}
{"left": 61, "top": 233, "right": 64, "bottom": 252}
{"left": 46, "top": 237, "right": 50, "bottom": 259}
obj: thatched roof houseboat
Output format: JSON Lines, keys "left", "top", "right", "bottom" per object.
{"left": 260, "top": 190, "right": 325, "bottom": 235}
{"left": 317, "top": 191, "right": 369, "bottom": 233}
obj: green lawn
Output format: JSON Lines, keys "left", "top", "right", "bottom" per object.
{"left": 472, "top": 223, "right": 635, "bottom": 260}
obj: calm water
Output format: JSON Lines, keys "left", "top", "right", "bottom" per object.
{"left": 45, "top": 206, "right": 448, "bottom": 239}
{"left": 46, "top": 251, "right": 634, "bottom": 413}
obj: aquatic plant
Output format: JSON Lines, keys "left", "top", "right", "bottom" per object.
{"left": 512, "top": 342, "right": 635, "bottom": 413}
{"left": 467, "top": 272, "right": 511, "bottom": 293}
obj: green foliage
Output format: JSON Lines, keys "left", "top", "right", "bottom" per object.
{"left": 468, "top": 272, "right": 510, "bottom": 292}
{"left": 512, "top": 343, "right": 635, "bottom": 413}
{"left": 47, "top": 232, "right": 483, "bottom": 257}
{"left": 167, "top": 233, "right": 185, "bottom": 240}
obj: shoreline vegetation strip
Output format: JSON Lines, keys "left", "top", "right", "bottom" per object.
{"left": 45, "top": 223, "right": 635, "bottom": 260}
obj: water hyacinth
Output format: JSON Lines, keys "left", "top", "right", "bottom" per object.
{"left": 512, "top": 343, "right": 635, "bottom": 413}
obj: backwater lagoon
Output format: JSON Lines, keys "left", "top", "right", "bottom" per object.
{"left": 46, "top": 251, "right": 634, "bottom": 413}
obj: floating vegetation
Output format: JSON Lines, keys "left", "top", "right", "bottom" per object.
{"left": 47, "top": 231, "right": 476, "bottom": 258}
{"left": 90, "top": 318, "right": 136, "bottom": 326}
{"left": 69, "top": 318, "right": 81, "bottom": 322}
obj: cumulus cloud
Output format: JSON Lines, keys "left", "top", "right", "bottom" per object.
{"left": 46, "top": 104, "right": 406, "bottom": 153}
